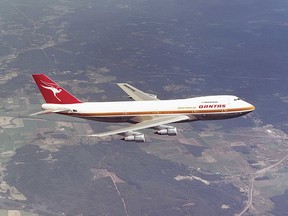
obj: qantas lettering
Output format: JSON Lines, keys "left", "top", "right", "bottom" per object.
{"left": 199, "top": 104, "right": 226, "bottom": 109}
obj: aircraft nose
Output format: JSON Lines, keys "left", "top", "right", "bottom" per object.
{"left": 249, "top": 104, "right": 255, "bottom": 111}
{"left": 244, "top": 101, "right": 255, "bottom": 111}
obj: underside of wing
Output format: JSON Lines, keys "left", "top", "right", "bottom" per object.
{"left": 117, "top": 83, "right": 159, "bottom": 101}
{"left": 89, "top": 115, "right": 190, "bottom": 137}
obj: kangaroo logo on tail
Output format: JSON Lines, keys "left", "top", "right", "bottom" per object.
{"left": 32, "top": 74, "right": 82, "bottom": 104}
{"left": 40, "top": 80, "right": 62, "bottom": 102}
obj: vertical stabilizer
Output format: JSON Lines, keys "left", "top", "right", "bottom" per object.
{"left": 32, "top": 74, "right": 82, "bottom": 104}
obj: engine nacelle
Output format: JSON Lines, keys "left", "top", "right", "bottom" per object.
{"left": 123, "top": 134, "right": 146, "bottom": 142}
{"left": 156, "top": 127, "right": 177, "bottom": 136}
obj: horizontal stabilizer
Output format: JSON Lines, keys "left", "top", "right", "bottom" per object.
{"left": 30, "top": 108, "right": 71, "bottom": 116}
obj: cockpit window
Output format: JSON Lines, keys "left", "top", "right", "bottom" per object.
{"left": 234, "top": 97, "right": 240, "bottom": 101}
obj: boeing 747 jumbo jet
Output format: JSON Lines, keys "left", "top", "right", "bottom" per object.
{"left": 31, "top": 74, "right": 255, "bottom": 142}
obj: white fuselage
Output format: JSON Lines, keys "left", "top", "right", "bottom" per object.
{"left": 41, "top": 95, "right": 255, "bottom": 123}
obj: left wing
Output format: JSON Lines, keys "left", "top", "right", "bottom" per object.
{"left": 89, "top": 115, "right": 190, "bottom": 137}
{"left": 117, "top": 83, "right": 159, "bottom": 101}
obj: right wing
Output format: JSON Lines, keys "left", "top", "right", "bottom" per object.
{"left": 117, "top": 83, "right": 159, "bottom": 101}
{"left": 88, "top": 115, "right": 190, "bottom": 137}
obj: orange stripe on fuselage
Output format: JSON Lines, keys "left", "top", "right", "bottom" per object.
{"left": 61, "top": 106, "right": 255, "bottom": 117}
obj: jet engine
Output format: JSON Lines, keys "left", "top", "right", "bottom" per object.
{"left": 123, "top": 134, "right": 146, "bottom": 142}
{"left": 156, "top": 127, "right": 177, "bottom": 136}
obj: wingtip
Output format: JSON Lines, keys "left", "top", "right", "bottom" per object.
{"left": 117, "top": 83, "right": 127, "bottom": 86}
{"left": 84, "top": 133, "right": 107, "bottom": 137}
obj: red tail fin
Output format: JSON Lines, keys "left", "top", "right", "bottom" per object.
{"left": 32, "top": 74, "right": 82, "bottom": 104}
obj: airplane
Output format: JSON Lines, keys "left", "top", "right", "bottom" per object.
{"left": 31, "top": 74, "right": 255, "bottom": 142}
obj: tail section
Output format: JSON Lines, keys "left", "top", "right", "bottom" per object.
{"left": 32, "top": 74, "right": 82, "bottom": 104}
